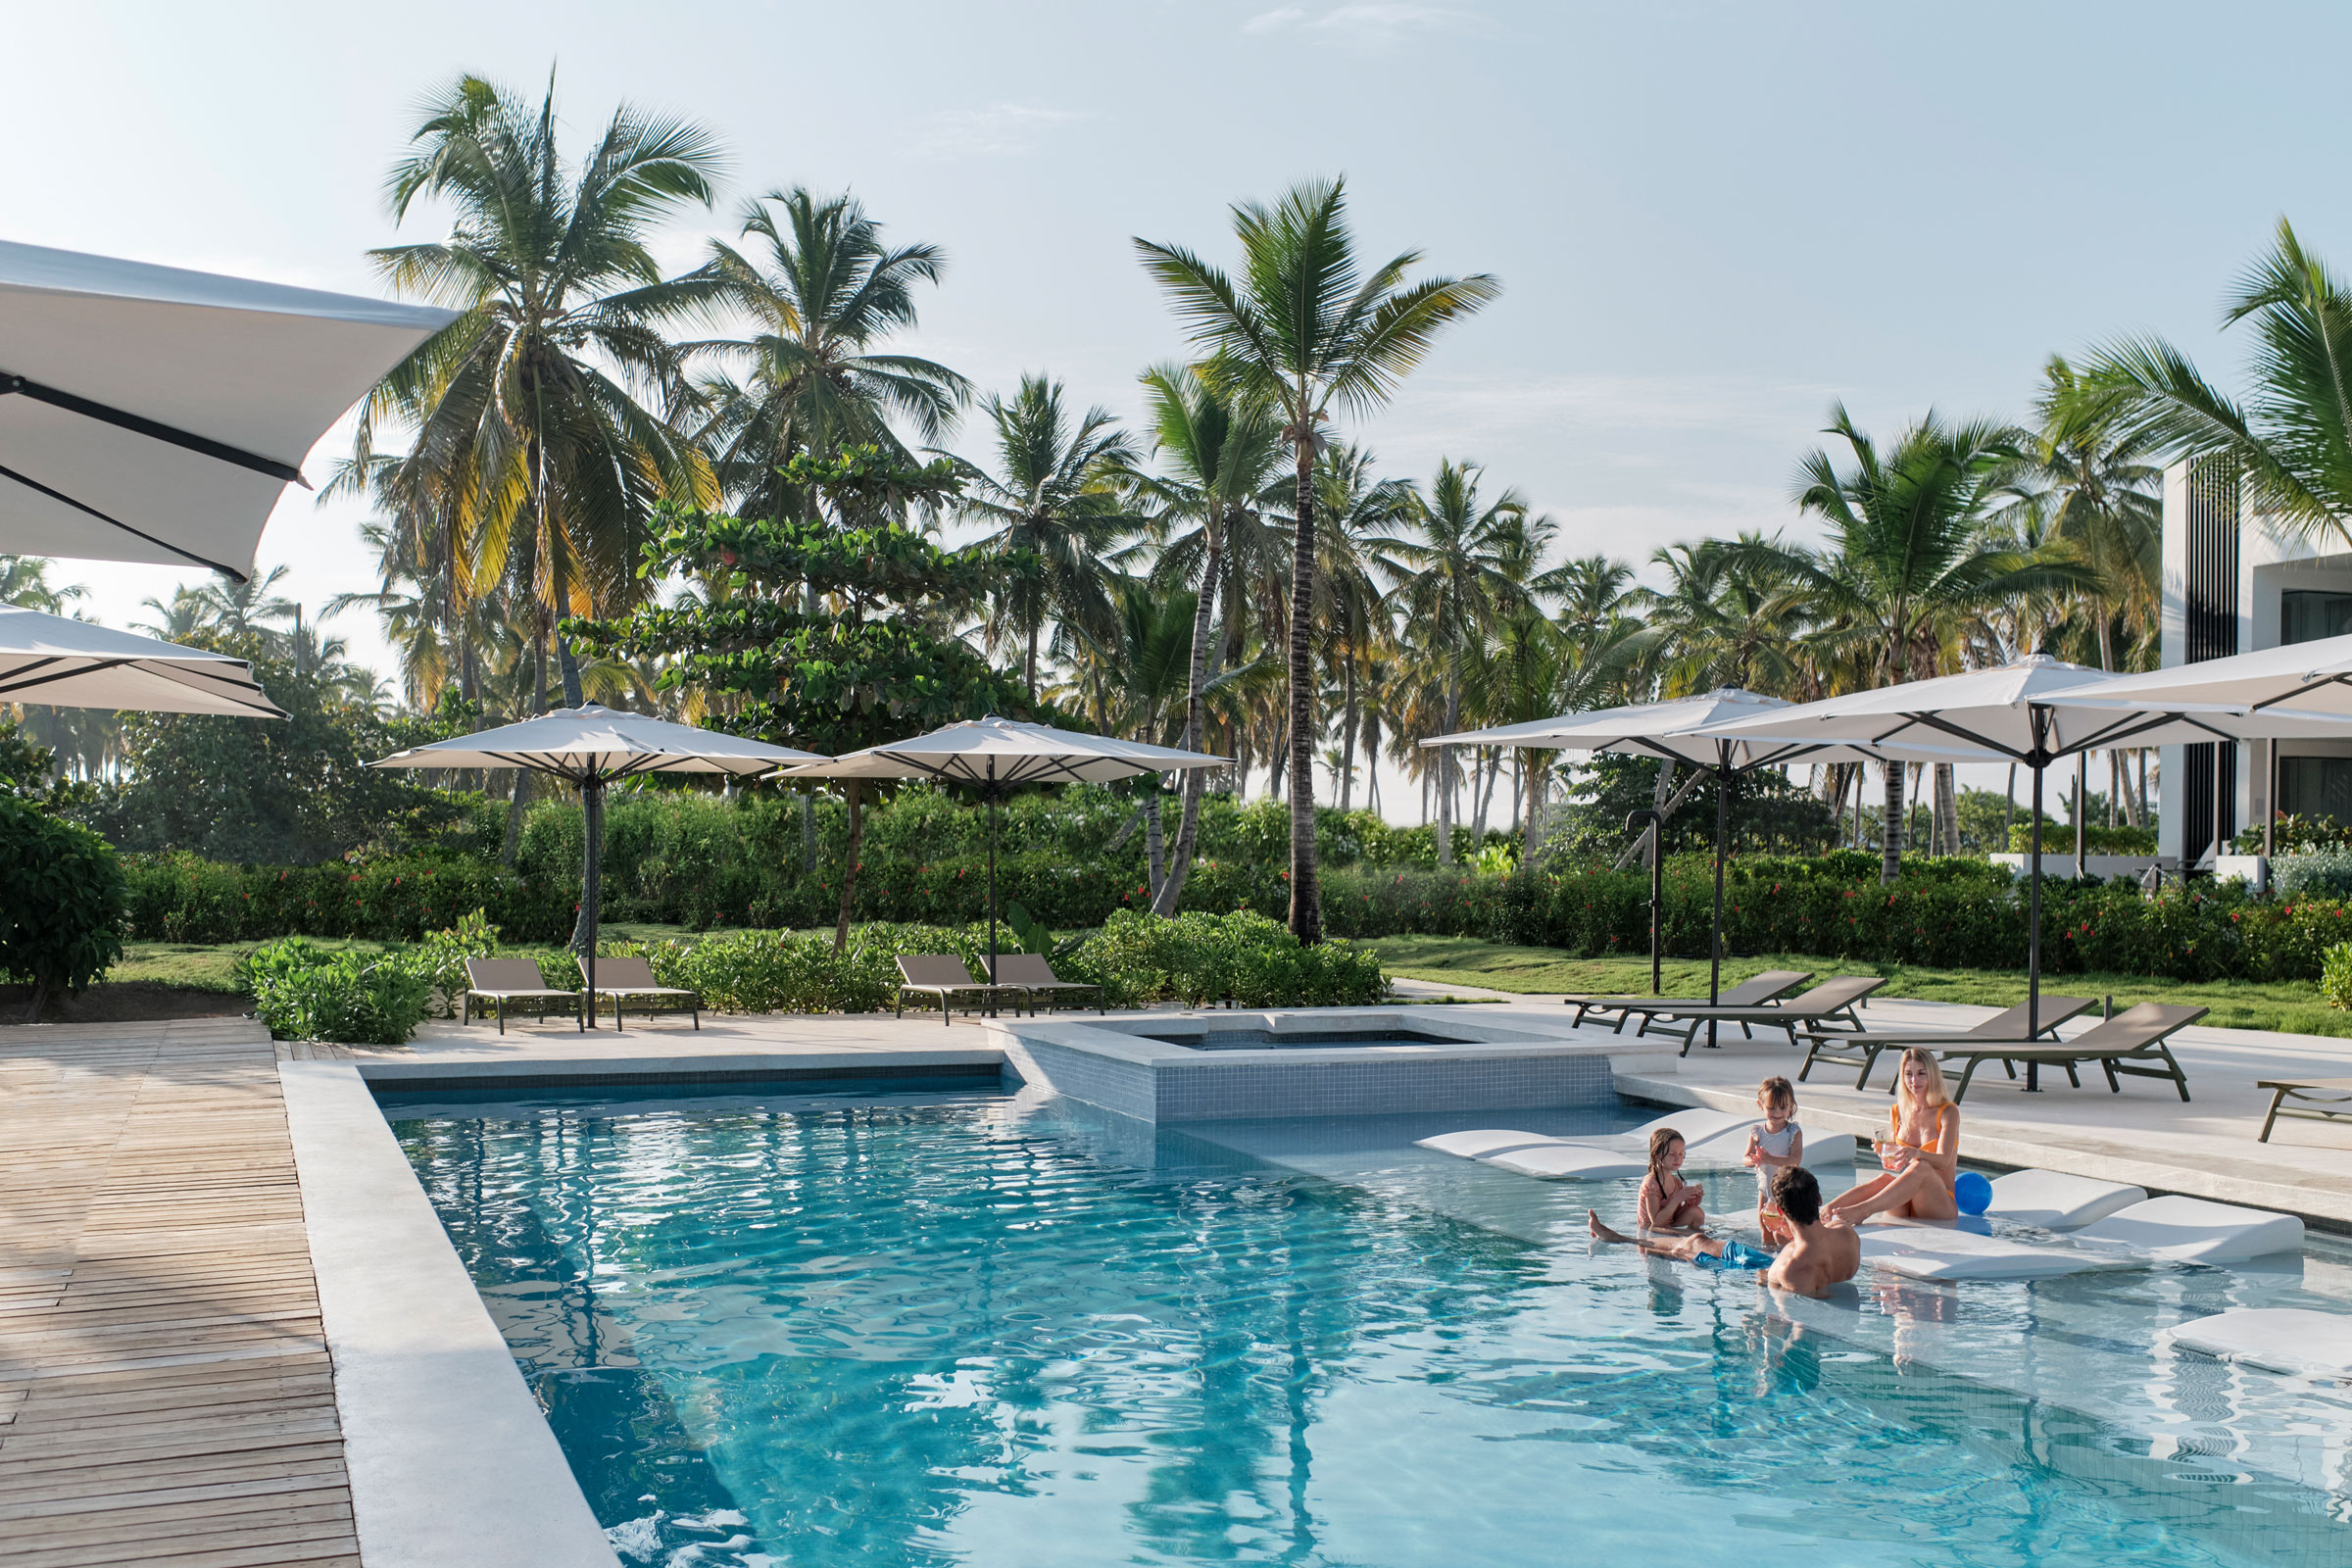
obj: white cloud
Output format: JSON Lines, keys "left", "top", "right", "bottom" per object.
{"left": 910, "top": 104, "right": 1089, "bottom": 161}
{"left": 1242, "top": 4, "right": 1473, "bottom": 46}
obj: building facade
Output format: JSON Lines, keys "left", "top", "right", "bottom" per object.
{"left": 2158, "top": 454, "right": 2352, "bottom": 860}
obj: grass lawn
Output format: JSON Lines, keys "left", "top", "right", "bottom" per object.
{"left": 1366, "top": 933, "right": 2352, "bottom": 1041}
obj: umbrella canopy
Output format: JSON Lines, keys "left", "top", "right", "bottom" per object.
{"left": 0, "top": 605, "right": 283, "bottom": 716}
{"left": 372, "top": 707, "right": 822, "bottom": 1026}
{"left": 2047, "top": 631, "right": 2352, "bottom": 719}
{"left": 0, "top": 239, "right": 455, "bottom": 580}
{"left": 775, "top": 717, "right": 1228, "bottom": 969}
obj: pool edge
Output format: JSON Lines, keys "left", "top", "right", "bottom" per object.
{"left": 279, "top": 1059, "right": 622, "bottom": 1568}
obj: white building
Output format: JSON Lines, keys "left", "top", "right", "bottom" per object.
{"left": 2158, "top": 454, "right": 2352, "bottom": 861}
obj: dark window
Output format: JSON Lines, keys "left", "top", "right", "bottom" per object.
{"left": 2279, "top": 757, "right": 2352, "bottom": 825}
{"left": 2281, "top": 590, "right": 2352, "bottom": 646}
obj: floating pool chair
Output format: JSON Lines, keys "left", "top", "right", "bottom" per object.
{"left": 989, "top": 953, "right": 1103, "bottom": 1015}
{"left": 1916, "top": 1002, "right": 2205, "bottom": 1102}
{"left": 1632, "top": 975, "right": 1886, "bottom": 1057}
{"left": 576, "top": 954, "right": 700, "bottom": 1032}
{"left": 1980, "top": 1168, "right": 2145, "bottom": 1230}
{"left": 1861, "top": 1193, "right": 2304, "bottom": 1280}
{"left": 896, "top": 955, "right": 1026, "bottom": 1026}
{"left": 1417, "top": 1105, "right": 1856, "bottom": 1180}
{"left": 462, "top": 957, "right": 582, "bottom": 1034}
{"left": 2162, "top": 1307, "right": 2352, "bottom": 1383}
{"left": 1795, "top": 995, "right": 2098, "bottom": 1090}
{"left": 1564, "top": 969, "right": 1811, "bottom": 1033}
{"left": 2256, "top": 1077, "right": 2352, "bottom": 1143}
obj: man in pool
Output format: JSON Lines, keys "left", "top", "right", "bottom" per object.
{"left": 1588, "top": 1168, "right": 1858, "bottom": 1297}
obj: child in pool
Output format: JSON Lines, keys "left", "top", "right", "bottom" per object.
{"left": 1744, "top": 1077, "right": 1804, "bottom": 1246}
{"left": 1635, "top": 1127, "right": 1704, "bottom": 1231}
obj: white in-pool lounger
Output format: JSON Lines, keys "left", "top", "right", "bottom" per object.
{"left": 1859, "top": 1224, "right": 2117, "bottom": 1281}
{"left": 2072, "top": 1196, "right": 2307, "bottom": 1263}
{"left": 1861, "top": 1195, "right": 2307, "bottom": 1280}
{"left": 1414, "top": 1129, "right": 1567, "bottom": 1160}
{"left": 1982, "top": 1169, "right": 2147, "bottom": 1231}
{"left": 2161, "top": 1307, "right": 2352, "bottom": 1383}
{"left": 1417, "top": 1106, "right": 1856, "bottom": 1180}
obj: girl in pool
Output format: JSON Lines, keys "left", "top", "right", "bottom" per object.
{"left": 1633, "top": 1127, "right": 1704, "bottom": 1231}
{"left": 1744, "top": 1076, "right": 1804, "bottom": 1246}
{"left": 1825, "top": 1047, "right": 1959, "bottom": 1223}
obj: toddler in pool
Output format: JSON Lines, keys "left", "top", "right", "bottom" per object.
{"left": 1744, "top": 1076, "right": 1804, "bottom": 1246}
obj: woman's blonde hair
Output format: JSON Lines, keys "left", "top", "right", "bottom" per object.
{"left": 1892, "top": 1047, "right": 1951, "bottom": 1124}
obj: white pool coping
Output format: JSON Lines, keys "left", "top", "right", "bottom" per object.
{"left": 280, "top": 1059, "right": 621, "bottom": 1568}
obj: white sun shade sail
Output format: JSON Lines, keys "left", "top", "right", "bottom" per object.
{"left": 2050, "top": 632, "right": 2352, "bottom": 723}
{"left": 1423, "top": 687, "right": 1981, "bottom": 770}
{"left": 773, "top": 716, "right": 1226, "bottom": 786}
{"left": 369, "top": 705, "right": 823, "bottom": 782}
{"left": 0, "top": 604, "right": 284, "bottom": 716}
{"left": 0, "top": 239, "right": 455, "bottom": 580}
{"left": 1695, "top": 656, "right": 2352, "bottom": 760}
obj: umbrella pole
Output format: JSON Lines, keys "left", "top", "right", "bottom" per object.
{"left": 582, "top": 776, "right": 604, "bottom": 1030}
{"left": 2027, "top": 751, "right": 2043, "bottom": 1091}
{"left": 986, "top": 761, "right": 1000, "bottom": 1002}
{"left": 1707, "top": 754, "right": 1730, "bottom": 1049}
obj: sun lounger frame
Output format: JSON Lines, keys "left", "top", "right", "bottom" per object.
{"left": 990, "top": 953, "right": 1104, "bottom": 1015}
{"left": 461, "top": 957, "right": 582, "bottom": 1034}
{"left": 1796, "top": 995, "right": 2098, "bottom": 1090}
{"left": 1563, "top": 969, "right": 1811, "bottom": 1034}
{"left": 1923, "top": 1003, "right": 2206, "bottom": 1103}
{"left": 1623, "top": 976, "right": 1886, "bottom": 1057}
{"left": 2256, "top": 1078, "right": 2352, "bottom": 1143}
{"left": 896, "top": 955, "right": 1028, "bottom": 1027}
{"left": 576, "top": 954, "right": 700, "bottom": 1032}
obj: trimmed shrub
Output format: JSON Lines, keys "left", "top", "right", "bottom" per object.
{"left": 0, "top": 796, "right": 128, "bottom": 1016}
{"left": 2273, "top": 850, "right": 2352, "bottom": 901}
{"left": 238, "top": 938, "right": 432, "bottom": 1046}
{"left": 2325, "top": 942, "right": 2352, "bottom": 1010}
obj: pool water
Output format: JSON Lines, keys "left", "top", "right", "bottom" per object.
{"left": 391, "top": 1086, "right": 2352, "bottom": 1568}
{"left": 1138, "top": 1027, "right": 1464, "bottom": 1049}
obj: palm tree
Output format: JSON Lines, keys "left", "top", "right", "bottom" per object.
{"left": 1315, "top": 444, "right": 1413, "bottom": 815}
{"left": 1136, "top": 177, "right": 1499, "bottom": 941}
{"left": 2075, "top": 219, "right": 2352, "bottom": 551}
{"left": 949, "top": 374, "right": 1138, "bottom": 698}
{"left": 691, "top": 187, "right": 969, "bottom": 518}
{"left": 1753, "top": 406, "right": 2083, "bottom": 880}
{"left": 1635, "top": 534, "right": 1807, "bottom": 697}
{"left": 0, "top": 557, "right": 85, "bottom": 615}
{"left": 1128, "top": 364, "right": 1286, "bottom": 914}
{"left": 1374, "top": 459, "right": 1524, "bottom": 865}
{"left": 356, "top": 73, "right": 721, "bottom": 727}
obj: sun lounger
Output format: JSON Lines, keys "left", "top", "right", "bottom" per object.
{"left": 1983, "top": 1169, "right": 2146, "bottom": 1231}
{"left": 1796, "top": 996, "right": 2097, "bottom": 1090}
{"left": 2256, "top": 1077, "right": 2352, "bottom": 1143}
{"left": 990, "top": 952, "right": 1104, "bottom": 1015}
{"left": 578, "top": 954, "right": 700, "bottom": 1032}
{"left": 462, "top": 957, "right": 581, "bottom": 1034}
{"left": 2162, "top": 1308, "right": 2352, "bottom": 1382}
{"left": 1564, "top": 969, "right": 1811, "bottom": 1034}
{"left": 2072, "top": 1195, "right": 2305, "bottom": 1263}
{"left": 896, "top": 955, "right": 1025, "bottom": 1027}
{"left": 1638, "top": 976, "right": 1887, "bottom": 1057}
{"left": 1926, "top": 1003, "right": 2206, "bottom": 1102}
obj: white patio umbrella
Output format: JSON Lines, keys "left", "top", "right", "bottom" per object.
{"left": 1428, "top": 688, "right": 1975, "bottom": 1017}
{"left": 370, "top": 706, "right": 822, "bottom": 1022}
{"left": 774, "top": 716, "right": 1227, "bottom": 970}
{"left": 0, "top": 239, "right": 454, "bottom": 580}
{"left": 0, "top": 604, "right": 283, "bottom": 716}
{"left": 1699, "top": 655, "right": 2352, "bottom": 1064}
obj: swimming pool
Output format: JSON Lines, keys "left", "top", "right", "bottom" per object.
{"left": 390, "top": 1084, "right": 2352, "bottom": 1567}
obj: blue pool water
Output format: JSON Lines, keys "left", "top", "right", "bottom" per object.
{"left": 390, "top": 1085, "right": 2352, "bottom": 1567}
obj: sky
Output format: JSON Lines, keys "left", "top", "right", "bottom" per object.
{"left": 8, "top": 1, "right": 2352, "bottom": 813}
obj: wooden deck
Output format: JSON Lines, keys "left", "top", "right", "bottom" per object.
{"left": 0, "top": 1020, "right": 360, "bottom": 1567}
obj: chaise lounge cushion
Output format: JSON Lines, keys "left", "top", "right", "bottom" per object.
{"left": 1984, "top": 1169, "right": 2147, "bottom": 1231}
{"left": 2162, "top": 1307, "right": 2352, "bottom": 1382}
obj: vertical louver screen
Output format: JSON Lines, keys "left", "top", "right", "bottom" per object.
{"left": 2182, "top": 454, "right": 2240, "bottom": 856}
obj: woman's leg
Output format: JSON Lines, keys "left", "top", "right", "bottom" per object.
{"left": 1831, "top": 1162, "right": 1953, "bottom": 1223}
{"left": 1827, "top": 1172, "right": 1895, "bottom": 1213}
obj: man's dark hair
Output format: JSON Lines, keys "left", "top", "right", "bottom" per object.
{"left": 1772, "top": 1166, "right": 1822, "bottom": 1227}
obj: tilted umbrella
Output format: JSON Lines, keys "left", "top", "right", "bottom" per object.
{"left": 370, "top": 706, "right": 822, "bottom": 1023}
{"left": 0, "top": 239, "right": 454, "bottom": 580}
{"left": 0, "top": 605, "right": 283, "bottom": 716}
{"left": 1428, "top": 688, "right": 1971, "bottom": 1022}
{"left": 774, "top": 716, "right": 1227, "bottom": 973}
{"left": 1699, "top": 655, "right": 2352, "bottom": 1072}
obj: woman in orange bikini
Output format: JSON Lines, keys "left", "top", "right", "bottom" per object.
{"left": 1826, "top": 1047, "right": 1959, "bottom": 1224}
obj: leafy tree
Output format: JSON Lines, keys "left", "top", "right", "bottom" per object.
{"left": 574, "top": 450, "right": 1052, "bottom": 946}
{"left": 0, "top": 797, "right": 125, "bottom": 1021}
{"left": 1136, "top": 176, "right": 1499, "bottom": 941}
{"left": 0, "top": 555, "right": 86, "bottom": 614}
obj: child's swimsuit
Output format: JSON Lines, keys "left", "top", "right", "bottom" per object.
{"left": 1694, "top": 1240, "right": 1774, "bottom": 1271}
{"left": 1753, "top": 1120, "right": 1800, "bottom": 1160}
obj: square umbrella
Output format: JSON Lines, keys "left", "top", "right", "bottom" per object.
{"left": 0, "top": 604, "right": 283, "bottom": 716}
{"left": 1698, "top": 655, "right": 2352, "bottom": 1065}
{"left": 370, "top": 706, "right": 822, "bottom": 1023}
{"left": 774, "top": 716, "right": 1228, "bottom": 972}
{"left": 0, "top": 239, "right": 455, "bottom": 581}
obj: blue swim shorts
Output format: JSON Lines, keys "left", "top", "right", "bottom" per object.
{"left": 1694, "top": 1240, "right": 1774, "bottom": 1271}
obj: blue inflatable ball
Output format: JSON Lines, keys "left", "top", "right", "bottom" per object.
{"left": 1953, "top": 1171, "right": 1992, "bottom": 1216}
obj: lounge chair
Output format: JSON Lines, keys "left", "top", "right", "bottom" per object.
{"left": 1795, "top": 995, "right": 2098, "bottom": 1090}
{"left": 462, "top": 957, "right": 581, "bottom": 1034}
{"left": 577, "top": 954, "right": 700, "bottom": 1032}
{"left": 990, "top": 952, "right": 1103, "bottom": 1015}
{"left": 2256, "top": 1077, "right": 2352, "bottom": 1143}
{"left": 1927, "top": 1002, "right": 2207, "bottom": 1102}
{"left": 896, "top": 955, "right": 1025, "bottom": 1027}
{"left": 1637, "top": 975, "right": 1887, "bottom": 1057}
{"left": 1564, "top": 968, "right": 1811, "bottom": 1033}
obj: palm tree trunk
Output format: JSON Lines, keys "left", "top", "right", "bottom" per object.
{"left": 1339, "top": 657, "right": 1359, "bottom": 812}
{"left": 1145, "top": 790, "right": 1165, "bottom": 899}
{"left": 1521, "top": 755, "right": 1546, "bottom": 865}
{"left": 2004, "top": 763, "right": 2017, "bottom": 851}
{"left": 1881, "top": 760, "right": 1904, "bottom": 883}
{"left": 800, "top": 794, "right": 816, "bottom": 873}
{"left": 1024, "top": 619, "right": 1039, "bottom": 703}
{"left": 1152, "top": 538, "right": 1222, "bottom": 918}
{"left": 1935, "top": 761, "right": 1957, "bottom": 856}
{"left": 499, "top": 627, "right": 550, "bottom": 869}
{"left": 832, "top": 782, "right": 863, "bottom": 953}
{"left": 1286, "top": 444, "right": 1321, "bottom": 941}
{"left": 1435, "top": 674, "right": 1459, "bottom": 868}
